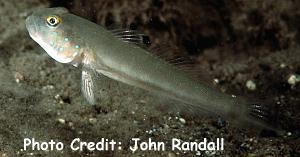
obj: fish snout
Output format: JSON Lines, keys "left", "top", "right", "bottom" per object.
{"left": 25, "top": 16, "right": 37, "bottom": 35}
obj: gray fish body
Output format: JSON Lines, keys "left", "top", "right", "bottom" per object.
{"left": 82, "top": 19, "right": 235, "bottom": 117}
{"left": 26, "top": 7, "right": 280, "bottom": 131}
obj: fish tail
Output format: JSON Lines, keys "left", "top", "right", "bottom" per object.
{"left": 229, "top": 98, "right": 284, "bottom": 134}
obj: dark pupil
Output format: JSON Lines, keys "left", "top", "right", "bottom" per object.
{"left": 49, "top": 18, "right": 56, "bottom": 24}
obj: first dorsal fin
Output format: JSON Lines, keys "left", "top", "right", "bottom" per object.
{"left": 110, "top": 27, "right": 213, "bottom": 85}
{"left": 110, "top": 29, "right": 150, "bottom": 47}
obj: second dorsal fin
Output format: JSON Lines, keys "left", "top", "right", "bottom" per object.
{"left": 149, "top": 44, "right": 214, "bottom": 85}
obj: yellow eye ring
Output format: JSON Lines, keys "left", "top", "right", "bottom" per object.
{"left": 46, "top": 16, "right": 61, "bottom": 27}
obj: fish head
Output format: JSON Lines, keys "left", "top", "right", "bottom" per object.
{"left": 26, "top": 7, "right": 82, "bottom": 64}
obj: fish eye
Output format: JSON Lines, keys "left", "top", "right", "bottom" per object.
{"left": 46, "top": 16, "right": 61, "bottom": 27}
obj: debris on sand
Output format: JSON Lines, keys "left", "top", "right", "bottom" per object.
{"left": 246, "top": 80, "right": 256, "bottom": 91}
{"left": 287, "top": 74, "right": 300, "bottom": 86}
{"left": 14, "top": 71, "right": 24, "bottom": 83}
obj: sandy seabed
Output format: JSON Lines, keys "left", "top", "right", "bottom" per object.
{"left": 0, "top": 0, "right": 299, "bottom": 156}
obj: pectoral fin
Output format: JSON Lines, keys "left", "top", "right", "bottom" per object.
{"left": 81, "top": 69, "right": 95, "bottom": 105}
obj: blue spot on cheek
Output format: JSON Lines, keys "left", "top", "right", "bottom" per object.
{"left": 50, "top": 41, "right": 54, "bottom": 46}
{"left": 59, "top": 47, "right": 64, "bottom": 52}
{"left": 52, "top": 32, "right": 58, "bottom": 36}
{"left": 75, "top": 45, "right": 80, "bottom": 49}
{"left": 64, "top": 38, "right": 69, "bottom": 41}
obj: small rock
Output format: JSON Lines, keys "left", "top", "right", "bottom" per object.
{"left": 280, "top": 63, "right": 286, "bottom": 68}
{"left": 179, "top": 118, "right": 186, "bottom": 124}
{"left": 246, "top": 80, "right": 256, "bottom": 91}
{"left": 168, "top": 152, "right": 176, "bottom": 157}
{"left": 287, "top": 74, "right": 300, "bottom": 86}
{"left": 164, "top": 124, "right": 170, "bottom": 129}
{"left": 40, "top": 71, "right": 46, "bottom": 78}
{"left": 247, "top": 153, "right": 257, "bottom": 157}
{"left": 54, "top": 94, "right": 60, "bottom": 100}
{"left": 68, "top": 122, "right": 74, "bottom": 127}
{"left": 213, "top": 78, "right": 219, "bottom": 84}
{"left": 1, "top": 153, "right": 8, "bottom": 157}
{"left": 139, "top": 100, "right": 147, "bottom": 104}
{"left": 42, "top": 85, "right": 54, "bottom": 90}
{"left": 14, "top": 71, "right": 24, "bottom": 83}
{"left": 89, "top": 118, "right": 97, "bottom": 124}
{"left": 57, "top": 118, "right": 66, "bottom": 124}
{"left": 195, "top": 151, "right": 201, "bottom": 156}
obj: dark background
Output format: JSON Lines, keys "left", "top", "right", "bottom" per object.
{"left": 0, "top": 0, "right": 299, "bottom": 156}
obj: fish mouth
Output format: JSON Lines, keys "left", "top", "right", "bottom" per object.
{"left": 25, "top": 16, "right": 37, "bottom": 36}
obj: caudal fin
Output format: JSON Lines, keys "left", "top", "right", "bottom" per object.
{"left": 242, "top": 101, "right": 285, "bottom": 135}
{"left": 248, "top": 103, "right": 278, "bottom": 125}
